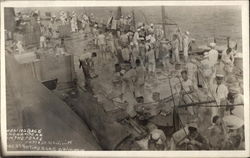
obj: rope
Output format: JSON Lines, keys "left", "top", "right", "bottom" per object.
{"left": 199, "top": 103, "right": 244, "bottom": 108}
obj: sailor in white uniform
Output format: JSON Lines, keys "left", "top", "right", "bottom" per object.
{"left": 211, "top": 74, "right": 228, "bottom": 117}
{"left": 208, "top": 42, "right": 219, "bottom": 68}
{"left": 183, "top": 31, "right": 190, "bottom": 63}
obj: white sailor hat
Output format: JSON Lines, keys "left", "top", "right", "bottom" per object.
{"left": 229, "top": 86, "right": 241, "bottom": 94}
{"left": 185, "top": 31, "right": 190, "bottom": 35}
{"left": 188, "top": 122, "right": 198, "bottom": 129}
{"left": 135, "top": 91, "right": 142, "bottom": 98}
{"left": 216, "top": 73, "right": 224, "bottom": 78}
{"left": 234, "top": 52, "right": 243, "bottom": 58}
{"left": 226, "top": 76, "right": 237, "bottom": 84}
{"left": 146, "top": 36, "right": 151, "bottom": 41}
{"left": 223, "top": 115, "right": 244, "bottom": 130}
{"left": 229, "top": 41, "right": 237, "bottom": 49}
{"left": 209, "top": 42, "right": 216, "bottom": 48}
{"left": 145, "top": 44, "right": 151, "bottom": 50}
{"left": 130, "top": 42, "right": 134, "bottom": 46}
{"left": 151, "top": 129, "right": 161, "bottom": 140}
{"left": 120, "top": 70, "right": 126, "bottom": 75}
{"left": 150, "top": 23, "right": 154, "bottom": 27}
{"left": 147, "top": 123, "right": 157, "bottom": 132}
{"left": 203, "top": 52, "right": 209, "bottom": 58}
{"left": 190, "top": 58, "right": 197, "bottom": 63}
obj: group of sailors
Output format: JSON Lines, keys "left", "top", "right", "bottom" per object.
{"left": 13, "top": 10, "right": 244, "bottom": 151}
{"left": 78, "top": 12, "right": 244, "bottom": 150}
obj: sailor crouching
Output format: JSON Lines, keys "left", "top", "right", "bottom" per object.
{"left": 79, "top": 52, "right": 98, "bottom": 93}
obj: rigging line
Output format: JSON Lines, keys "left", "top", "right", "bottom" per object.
{"left": 177, "top": 101, "right": 243, "bottom": 108}
{"left": 197, "top": 104, "right": 244, "bottom": 108}
{"left": 168, "top": 76, "right": 189, "bottom": 138}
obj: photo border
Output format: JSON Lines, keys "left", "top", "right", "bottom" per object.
{"left": 1, "top": 1, "right": 249, "bottom": 157}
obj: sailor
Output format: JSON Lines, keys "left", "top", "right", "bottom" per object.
{"left": 70, "top": 14, "right": 78, "bottom": 32}
{"left": 60, "top": 11, "right": 67, "bottom": 25}
{"left": 48, "top": 14, "right": 58, "bottom": 38}
{"left": 121, "top": 45, "right": 131, "bottom": 62}
{"left": 149, "top": 33, "right": 156, "bottom": 45}
{"left": 222, "top": 115, "right": 244, "bottom": 150}
{"left": 79, "top": 52, "right": 98, "bottom": 93}
{"left": 130, "top": 42, "right": 139, "bottom": 67}
{"left": 134, "top": 59, "right": 146, "bottom": 99}
{"left": 176, "top": 28, "right": 183, "bottom": 52}
{"left": 185, "top": 124, "right": 209, "bottom": 150}
{"left": 185, "top": 57, "right": 198, "bottom": 89}
{"left": 170, "top": 123, "right": 209, "bottom": 150}
{"left": 72, "top": 11, "right": 76, "bottom": 18}
{"left": 120, "top": 31, "right": 129, "bottom": 48}
{"left": 227, "top": 86, "right": 244, "bottom": 120}
{"left": 160, "top": 39, "right": 171, "bottom": 71}
{"left": 119, "top": 15, "right": 125, "bottom": 32}
{"left": 208, "top": 42, "right": 218, "bottom": 68}
{"left": 93, "top": 24, "right": 99, "bottom": 48}
{"left": 139, "top": 26, "right": 147, "bottom": 41}
{"left": 106, "top": 32, "right": 116, "bottom": 59}
{"left": 97, "top": 30, "right": 106, "bottom": 60}
{"left": 89, "top": 13, "right": 95, "bottom": 26}
{"left": 40, "top": 25, "right": 47, "bottom": 48}
{"left": 58, "top": 38, "right": 67, "bottom": 54}
{"left": 177, "top": 70, "right": 195, "bottom": 115}
{"left": 148, "top": 128, "right": 167, "bottom": 150}
{"left": 124, "top": 16, "right": 130, "bottom": 32}
{"left": 145, "top": 44, "right": 156, "bottom": 80}
{"left": 221, "top": 41, "right": 236, "bottom": 78}
{"left": 121, "top": 61, "right": 137, "bottom": 117}
{"left": 207, "top": 115, "right": 227, "bottom": 149}
{"left": 40, "top": 35, "right": 46, "bottom": 48}
{"left": 148, "top": 23, "right": 155, "bottom": 34}
{"left": 16, "top": 41, "right": 25, "bottom": 54}
{"left": 15, "top": 12, "right": 23, "bottom": 26}
{"left": 83, "top": 15, "right": 91, "bottom": 36}
{"left": 136, "top": 124, "right": 167, "bottom": 150}
{"left": 81, "top": 15, "right": 87, "bottom": 31}
{"left": 171, "top": 34, "right": 180, "bottom": 64}
{"left": 154, "top": 38, "right": 161, "bottom": 64}
{"left": 133, "top": 28, "right": 141, "bottom": 50}
{"left": 138, "top": 41, "right": 146, "bottom": 65}
{"left": 199, "top": 52, "right": 213, "bottom": 88}
{"left": 183, "top": 31, "right": 191, "bottom": 63}
{"left": 155, "top": 27, "right": 164, "bottom": 41}
{"left": 112, "top": 63, "right": 122, "bottom": 86}
{"left": 211, "top": 74, "right": 228, "bottom": 117}
{"left": 127, "top": 31, "right": 134, "bottom": 44}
